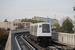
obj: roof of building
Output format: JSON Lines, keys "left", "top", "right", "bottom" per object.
{"left": 34, "top": 16, "right": 51, "bottom": 19}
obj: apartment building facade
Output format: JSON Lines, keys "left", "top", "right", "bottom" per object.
{"left": 0, "top": 19, "right": 31, "bottom": 30}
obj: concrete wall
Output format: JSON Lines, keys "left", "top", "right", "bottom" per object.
{"left": 58, "top": 33, "right": 75, "bottom": 46}
{"left": 52, "top": 32, "right": 75, "bottom": 47}
{"left": 5, "top": 28, "right": 30, "bottom": 50}
{"left": 5, "top": 31, "right": 11, "bottom": 50}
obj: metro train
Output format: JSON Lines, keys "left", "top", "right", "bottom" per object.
{"left": 30, "top": 22, "right": 52, "bottom": 45}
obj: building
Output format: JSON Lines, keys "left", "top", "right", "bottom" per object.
{"left": 0, "top": 19, "right": 31, "bottom": 30}
{"left": 32, "top": 16, "right": 58, "bottom": 25}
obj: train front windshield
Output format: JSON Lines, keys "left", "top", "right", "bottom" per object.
{"left": 42, "top": 24, "right": 50, "bottom": 33}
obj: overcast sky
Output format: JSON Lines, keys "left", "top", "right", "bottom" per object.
{"left": 0, "top": 0, "right": 75, "bottom": 23}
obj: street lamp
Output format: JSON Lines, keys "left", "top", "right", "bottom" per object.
{"left": 73, "top": 7, "right": 75, "bottom": 33}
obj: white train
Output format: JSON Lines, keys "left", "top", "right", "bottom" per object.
{"left": 30, "top": 22, "right": 52, "bottom": 45}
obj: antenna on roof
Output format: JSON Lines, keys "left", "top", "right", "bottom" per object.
{"left": 54, "top": 14, "right": 56, "bottom": 19}
{"left": 47, "top": 16, "right": 48, "bottom": 18}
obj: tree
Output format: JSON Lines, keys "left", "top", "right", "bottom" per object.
{"left": 21, "top": 18, "right": 44, "bottom": 23}
{"left": 62, "top": 17, "right": 73, "bottom": 33}
{"left": 0, "top": 28, "right": 8, "bottom": 48}
{"left": 52, "top": 23, "right": 60, "bottom": 28}
{"left": 17, "top": 24, "right": 24, "bottom": 29}
{"left": 7, "top": 28, "right": 10, "bottom": 30}
{"left": 4, "top": 18, "right": 8, "bottom": 22}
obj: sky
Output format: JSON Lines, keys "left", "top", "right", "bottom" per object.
{"left": 0, "top": 0, "right": 75, "bottom": 24}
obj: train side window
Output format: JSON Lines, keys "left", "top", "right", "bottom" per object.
{"left": 34, "top": 25, "right": 38, "bottom": 36}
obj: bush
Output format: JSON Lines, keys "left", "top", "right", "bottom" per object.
{"left": 0, "top": 28, "right": 9, "bottom": 48}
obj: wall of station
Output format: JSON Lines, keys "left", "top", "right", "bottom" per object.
{"left": 52, "top": 32, "right": 75, "bottom": 47}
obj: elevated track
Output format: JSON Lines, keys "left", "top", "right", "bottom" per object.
{"left": 5, "top": 29, "right": 75, "bottom": 50}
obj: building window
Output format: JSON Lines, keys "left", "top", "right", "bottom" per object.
{"left": 22, "top": 23, "right": 25, "bottom": 26}
{"left": 26, "top": 23, "right": 30, "bottom": 26}
{"left": 13, "top": 23, "right": 15, "bottom": 26}
{"left": 16, "top": 23, "right": 17, "bottom": 26}
{"left": 18, "top": 23, "right": 21, "bottom": 25}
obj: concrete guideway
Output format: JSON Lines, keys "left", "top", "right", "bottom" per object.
{"left": 15, "top": 34, "right": 34, "bottom": 50}
{"left": 5, "top": 28, "right": 75, "bottom": 50}
{"left": 5, "top": 28, "right": 30, "bottom": 50}
{"left": 15, "top": 35, "right": 21, "bottom": 50}
{"left": 5, "top": 28, "right": 44, "bottom": 50}
{"left": 23, "top": 35, "right": 45, "bottom": 50}
{"left": 21, "top": 35, "right": 36, "bottom": 50}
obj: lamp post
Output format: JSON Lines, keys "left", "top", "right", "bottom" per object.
{"left": 73, "top": 7, "right": 75, "bottom": 33}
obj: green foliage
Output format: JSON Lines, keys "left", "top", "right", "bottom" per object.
{"left": 7, "top": 28, "right": 10, "bottom": 30}
{"left": 0, "top": 35, "right": 8, "bottom": 47}
{"left": 0, "top": 28, "right": 8, "bottom": 36}
{"left": 62, "top": 17, "right": 73, "bottom": 33}
{"left": 21, "top": 18, "right": 44, "bottom": 23}
{"left": 0, "top": 28, "right": 8, "bottom": 47}
{"left": 17, "top": 24, "right": 24, "bottom": 29}
{"left": 4, "top": 18, "right": 8, "bottom": 22}
{"left": 52, "top": 23, "right": 60, "bottom": 28}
